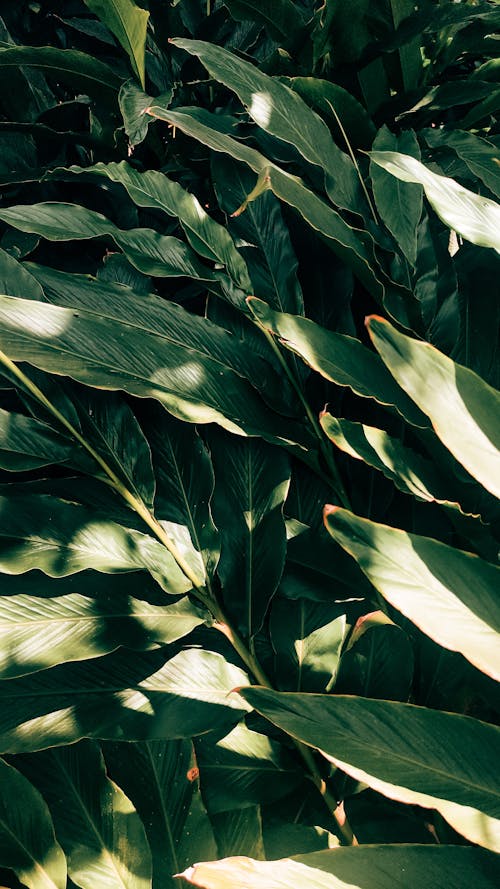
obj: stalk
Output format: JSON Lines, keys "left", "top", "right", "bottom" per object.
{"left": 0, "top": 350, "right": 356, "bottom": 845}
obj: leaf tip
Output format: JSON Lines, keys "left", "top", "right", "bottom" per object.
{"left": 365, "top": 314, "right": 386, "bottom": 329}
{"left": 323, "top": 504, "right": 340, "bottom": 524}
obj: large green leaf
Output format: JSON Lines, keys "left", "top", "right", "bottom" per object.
{"left": 82, "top": 0, "right": 149, "bottom": 88}
{"left": 17, "top": 740, "right": 151, "bottom": 889}
{"left": 0, "top": 590, "right": 205, "bottom": 679}
{"left": 0, "top": 46, "right": 123, "bottom": 102}
{"left": 269, "top": 597, "right": 347, "bottom": 692}
{"left": 424, "top": 129, "right": 500, "bottom": 200}
{"left": 370, "top": 128, "right": 422, "bottom": 266}
{"left": 0, "top": 246, "right": 44, "bottom": 300}
{"left": 210, "top": 806, "right": 265, "bottom": 860}
{"left": 171, "top": 39, "right": 365, "bottom": 217}
{"left": 195, "top": 722, "right": 301, "bottom": 814}
{"left": 369, "top": 151, "right": 500, "bottom": 253}
{"left": 248, "top": 298, "right": 427, "bottom": 427}
{"left": 212, "top": 156, "right": 303, "bottom": 315}
{"left": 0, "top": 757, "right": 66, "bottom": 889}
{"left": 0, "top": 408, "right": 75, "bottom": 471}
{"left": 367, "top": 315, "right": 500, "bottom": 499}
{"left": 144, "top": 106, "right": 386, "bottom": 302}
{"left": 0, "top": 493, "right": 191, "bottom": 594}
{"left": 53, "top": 161, "right": 251, "bottom": 293}
{"left": 144, "top": 406, "right": 220, "bottom": 584}
{"left": 324, "top": 507, "right": 500, "bottom": 681}
{"left": 209, "top": 431, "right": 290, "bottom": 640}
{"left": 180, "top": 846, "right": 500, "bottom": 889}
{"left": 0, "top": 203, "right": 218, "bottom": 281}
{"left": 239, "top": 688, "right": 500, "bottom": 850}
{"left": 0, "top": 648, "right": 250, "bottom": 753}
{"left": 224, "top": 0, "right": 306, "bottom": 44}
{"left": 335, "top": 612, "right": 414, "bottom": 702}
{"left": 286, "top": 77, "right": 376, "bottom": 150}
{"left": 103, "top": 740, "right": 216, "bottom": 889}
{"left": 0, "top": 293, "right": 312, "bottom": 448}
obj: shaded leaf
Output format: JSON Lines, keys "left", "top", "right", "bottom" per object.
{"left": 103, "top": 740, "right": 216, "bottom": 889}
{"left": 370, "top": 127, "right": 422, "bottom": 265}
{"left": 240, "top": 687, "right": 500, "bottom": 850}
{"left": 0, "top": 46, "right": 123, "bottom": 102}
{"left": 424, "top": 129, "right": 500, "bottom": 200}
{"left": 0, "top": 247, "right": 44, "bottom": 301}
{"left": 17, "top": 740, "right": 152, "bottom": 889}
{"left": 210, "top": 806, "right": 265, "bottom": 860}
{"left": 335, "top": 612, "right": 414, "bottom": 701}
{"left": 210, "top": 431, "right": 290, "bottom": 639}
{"left": 286, "top": 77, "right": 376, "bottom": 150}
{"left": 0, "top": 648, "right": 250, "bottom": 753}
{"left": 367, "top": 315, "right": 500, "bottom": 499}
{"left": 82, "top": 0, "right": 149, "bottom": 88}
{"left": 0, "top": 408, "right": 75, "bottom": 471}
{"left": 0, "top": 758, "right": 66, "bottom": 889}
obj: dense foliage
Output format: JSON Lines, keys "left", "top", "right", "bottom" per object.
{"left": 0, "top": 1, "right": 499, "bottom": 886}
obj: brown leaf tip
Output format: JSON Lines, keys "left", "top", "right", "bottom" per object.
{"left": 365, "top": 314, "right": 386, "bottom": 328}
{"left": 323, "top": 504, "right": 340, "bottom": 524}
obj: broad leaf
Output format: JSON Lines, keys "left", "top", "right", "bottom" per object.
{"left": 0, "top": 493, "right": 191, "bottom": 594}
{"left": 0, "top": 246, "right": 44, "bottom": 300}
{"left": 324, "top": 507, "right": 500, "bottom": 681}
{"left": 119, "top": 80, "right": 169, "bottom": 148}
{"left": 210, "top": 806, "right": 265, "bottom": 860}
{"left": 424, "top": 129, "right": 500, "bottom": 200}
{"left": 369, "top": 151, "right": 500, "bottom": 253}
{"left": 171, "top": 39, "right": 365, "bottom": 217}
{"left": 103, "top": 740, "right": 216, "bottom": 889}
{"left": 0, "top": 203, "right": 218, "bottom": 281}
{"left": 53, "top": 161, "right": 251, "bottom": 292}
{"left": 82, "top": 0, "right": 149, "bottom": 88}
{"left": 248, "top": 298, "right": 427, "bottom": 427}
{"left": 210, "top": 431, "right": 290, "bottom": 639}
{"left": 0, "top": 408, "right": 75, "bottom": 471}
{"left": 0, "top": 46, "right": 123, "bottom": 102}
{"left": 269, "top": 597, "right": 347, "bottom": 692}
{"left": 180, "top": 846, "right": 500, "bottom": 889}
{"left": 240, "top": 688, "right": 500, "bottom": 850}
{"left": 286, "top": 77, "right": 376, "bottom": 150}
{"left": 145, "top": 105, "right": 386, "bottom": 302}
{"left": 0, "top": 648, "right": 250, "bottom": 753}
{"left": 0, "top": 293, "right": 312, "bottom": 448}
{"left": 0, "top": 757, "right": 66, "bottom": 889}
{"left": 17, "top": 740, "right": 152, "bottom": 889}
{"left": 196, "top": 722, "right": 301, "bottom": 814}
{"left": 335, "top": 612, "right": 414, "bottom": 702}
{"left": 367, "top": 315, "right": 500, "bottom": 499}
{"left": 370, "top": 128, "right": 422, "bottom": 266}
{"left": 0, "top": 590, "right": 206, "bottom": 679}
{"left": 224, "top": 0, "right": 306, "bottom": 44}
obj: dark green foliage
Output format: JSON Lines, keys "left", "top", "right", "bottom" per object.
{"left": 0, "top": 1, "right": 498, "bottom": 887}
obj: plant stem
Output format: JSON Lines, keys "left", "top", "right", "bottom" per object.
{"left": 324, "top": 99, "right": 379, "bottom": 226}
{"left": 0, "top": 351, "right": 356, "bottom": 845}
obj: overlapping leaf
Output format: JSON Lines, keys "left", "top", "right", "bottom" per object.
{"left": 83, "top": 0, "right": 149, "bottom": 87}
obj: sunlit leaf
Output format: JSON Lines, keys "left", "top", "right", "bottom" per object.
{"left": 83, "top": 0, "right": 149, "bottom": 88}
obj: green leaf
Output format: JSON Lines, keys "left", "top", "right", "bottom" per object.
{"left": 248, "top": 298, "right": 428, "bottom": 428}
{"left": 369, "top": 151, "right": 500, "bottom": 253}
{"left": 0, "top": 493, "right": 191, "bottom": 594}
{"left": 0, "top": 203, "right": 218, "bottom": 281}
{"left": 0, "top": 590, "right": 206, "bottom": 679}
{"left": 171, "top": 39, "right": 365, "bottom": 217}
{"left": 209, "top": 431, "right": 290, "bottom": 640}
{"left": 180, "top": 846, "right": 500, "bottom": 889}
{"left": 82, "top": 0, "right": 149, "bottom": 88}
{"left": 0, "top": 648, "right": 250, "bottom": 753}
{"left": 210, "top": 806, "right": 265, "bottom": 860}
{"left": 335, "top": 612, "right": 414, "bottom": 702}
{"left": 0, "top": 757, "right": 66, "bottom": 889}
{"left": 0, "top": 246, "right": 44, "bottom": 300}
{"left": 323, "top": 507, "right": 500, "bottom": 681}
{"left": 367, "top": 315, "right": 500, "bottom": 499}
{"left": 0, "top": 46, "right": 123, "bottom": 102}
{"left": 144, "top": 406, "right": 220, "bottom": 583}
{"left": 0, "top": 293, "right": 312, "bottom": 448}
{"left": 223, "top": 0, "right": 306, "bottom": 44}
{"left": 269, "top": 597, "right": 347, "bottom": 692}
{"left": 0, "top": 408, "right": 75, "bottom": 471}
{"left": 103, "top": 740, "right": 216, "bottom": 889}
{"left": 239, "top": 687, "right": 500, "bottom": 851}
{"left": 196, "top": 722, "right": 301, "bottom": 814}
{"left": 145, "top": 105, "right": 386, "bottom": 303}
{"left": 370, "top": 128, "right": 422, "bottom": 265}
{"left": 320, "top": 413, "right": 464, "bottom": 508}
{"left": 212, "top": 156, "right": 303, "bottom": 314}
{"left": 424, "top": 129, "right": 500, "bottom": 200}
{"left": 17, "top": 740, "right": 152, "bottom": 889}
{"left": 119, "top": 80, "right": 168, "bottom": 148}
{"left": 286, "top": 77, "right": 376, "bottom": 151}
{"left": 53, "top": 161, "right": 251, "bottom": 293}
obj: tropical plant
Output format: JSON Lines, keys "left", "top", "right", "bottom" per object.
{"left": 0, "top": 1, "right": 499, "bottom": 887}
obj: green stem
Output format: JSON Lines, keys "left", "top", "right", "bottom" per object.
{"left": 0, "top": 351, "right": 356, "bottom": 845}
{"left": 259, "top": 327, "right": 351, "bottom": 508}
